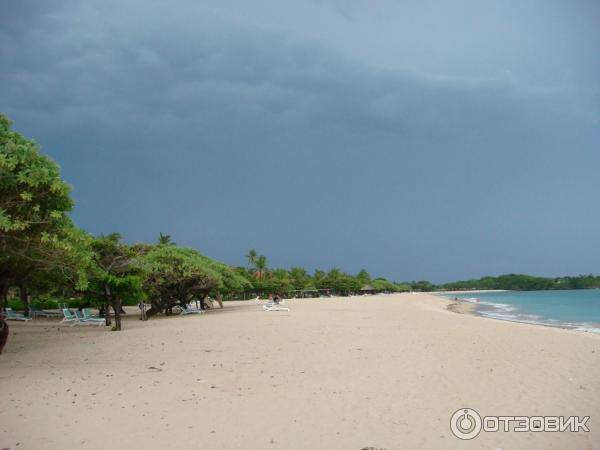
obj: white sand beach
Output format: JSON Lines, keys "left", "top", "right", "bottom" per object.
{"left": 1, "top": 293, "right": 598, "bottom": 450}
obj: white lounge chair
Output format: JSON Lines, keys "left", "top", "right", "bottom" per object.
{"left": 263, "top": 298, "right": 286, "bottom": 308}
{"left": 263, "top": 304, "right": 290, "bottom": 312}
{"left": 181, "top": 306, "right": 204, "bottom": 315}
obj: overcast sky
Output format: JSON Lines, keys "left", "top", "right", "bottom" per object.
{"left": 2, "top": 0, "right": 599, "bottom": 282}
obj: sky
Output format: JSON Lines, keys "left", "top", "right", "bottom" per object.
{"left": 1, "top": 0, "right": 599, "bottom": 283}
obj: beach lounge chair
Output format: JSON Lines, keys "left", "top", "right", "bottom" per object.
{"left": 263, "top": 304, "right": 290, "bottom": 312}
{"left": 3, "top": 308, "right": 32, "bottom": 322}
{"left": 180, "top": 305, "right": 204, "bottom": 315}
{"left": 264, "top": 298, "right": 285, "bottom": 308}
{"left": 30, "top": 306, "right": 62, "bottom": 318}
{"left": 62, "top": 309, "right": 104, "bottom": 326}
{"left": 82, "top": 308, "right": 100, "bottom": 320}
{"left": 75, "top": 310, "right": 105, "bottom": 324}
{"left": 61, "top": 309, "right": 77, "bottom": 324}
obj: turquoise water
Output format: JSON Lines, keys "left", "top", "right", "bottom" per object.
{"left": 441, "top": 289, "right": 600, "bottom": 334}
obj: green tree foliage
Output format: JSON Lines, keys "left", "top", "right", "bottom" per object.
{"left": 86, "top": 233, "right": 144, "bottom": 330}
{"left": 157, "top": 232, "right": 174, "bottom": 246}
{"left": 289, "top": 267, "right": 311, "bottom": 290}
{"left": 371, "top": 278, "right": 400, "bottom": 292}
{"left": 438, "top": 273, "right": 600, "bottom": 291}
{"left": 254, "top": 254, "right": 268, "bottom": 279}
{"left": 314, "top": 268, "right": 360, "bottom": 295}
{"left": 0, "top": 113, "right": 92, "bottom": 309}
{"left": 410, "top": 280, "right": 435, "bottom": 292}
{"left": 199, "top": 253, "right": 252, "bottom": 296}
{"left": 356, "top": 269, "right": 371, "bottom": 286}
{"left": 137, "top": 246, "right": 250, "bottom": 315}
{"left": 246, "top": 249, "right": 258, "bottom": 268}
{"left": 18, "top": 225, "right": 95, "bottom": 314}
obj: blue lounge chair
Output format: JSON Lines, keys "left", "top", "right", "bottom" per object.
{"left": 62, "top": 309, "right": 104, "bottom": 326}
{"left": 82, "top": 308, "right": 100, "bottom": 320}
{"left": 3, "top": 308, "right": 32, "bottom": 322}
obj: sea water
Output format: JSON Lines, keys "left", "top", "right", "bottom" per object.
{"left": 441, "top": 289, "right": 600, "bottom": 334}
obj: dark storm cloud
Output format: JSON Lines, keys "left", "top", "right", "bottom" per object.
{"left": 1, "top": 0, "right": 599, "bottom": 281}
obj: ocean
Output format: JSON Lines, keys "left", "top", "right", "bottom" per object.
{"left": 441, "top": 289, "right": 600, "bottom": 334}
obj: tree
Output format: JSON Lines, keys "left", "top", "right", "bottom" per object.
{"left": 263, "top": 269, "right": 292, "bottom": 295}
{"left": 137, "top": 246, "right": 222, "bottom": 316}
{"left": 254, "top": 255, "right": 268, "bottom": 279}
{"left": 17, "top": 225, "right": 95, "bottom": 315}
{"left": 0, "top": 113, "right": 89, "bottom": 309}
{"left": 86, "top": 234, "right": 144, "bottom": 330}
{"left": 289, "top": 267, "right": 310, "bottom": 290}
{"left": 191, "top": 251, "right": 252, "bottom": 302}
{"left": 410, "top": 280, "right": 434, "bottom": 292}
{"left": 246, "top": 249, "right": 258, "bottom": 269}
{"left": 371, "top": 277, "right": 397, "bottom": 292}
{"left": 356, "top": 269, "right": 371, "bottom": 286}
{"left": 157, "top": 232, "right": 174, "bottom": 246}
{"left": 317, "top": 268, "right": 360, "bottom": 295}
{"left": 313, "top": 270, "right": 326, "bottom": 290}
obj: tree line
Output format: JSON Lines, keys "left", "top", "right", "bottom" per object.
{"left": 437, "top": 274, "right": 600, "bottom": 292}
{"left": 0, "top": 114, "right": 407, "bottom": 330}
{"left": 0, "top": 114, "right": 255, "bottom": 329}
{"left": 1, "top": 114, "right": 598, "bottom": 331}
{"left": 237, "top": 253, "right": 411, "bottom": 297}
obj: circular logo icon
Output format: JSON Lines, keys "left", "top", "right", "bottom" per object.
{"left": 450, "top": 408, "right": 482, "bottom": 440}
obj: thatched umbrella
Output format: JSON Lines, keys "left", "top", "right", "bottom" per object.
{"left": 360, "top": 285, "right": 377, "bottom": 295}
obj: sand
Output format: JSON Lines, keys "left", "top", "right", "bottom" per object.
{"left": 1, "top": 293, "right": 598, "bottom": 450}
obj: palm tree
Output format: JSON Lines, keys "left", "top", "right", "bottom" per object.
{"left": 158, "top": 232, "right": 174, "bottom": 246}
{"left": 255, "top": 255, "right": 268, "bottom": 279}
{"left": 246, "top": 249, "right": 258, "bottom": 269}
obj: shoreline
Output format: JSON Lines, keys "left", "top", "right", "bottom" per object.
{"left": 439, "top": 293, "right": 600, "bottom": 337}
{"left": 435, "top": 289, "right": 509, "bottom": 294}
{"left": 445, "top": 299, "right": 477, "bottom": 315}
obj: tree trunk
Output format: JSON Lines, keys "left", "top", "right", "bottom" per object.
{"left": 145, "top": 307, "right": 159, "bottom": 317}
{"left": 145, "top": 298, "right": 163, "bottom": 318}
{"left": 200, "top": 293, "right": 208, "bottom": 310}
{"left": 0, "top": 283, "right": 8, "bottom": 312}
{"left": 19, "top": 285, "right": 30, "bottom": 317}
{"left": 0, "top": 318, "right": 8, "bottom": 355}
{"left": 113, "top": 296, "right": 122, "bottom": 331}
{"left": 216, "top": 293, "right": 223, "bottom": 308}
{"left": 104, "top": 284, "right": 112, "bottom": 327}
